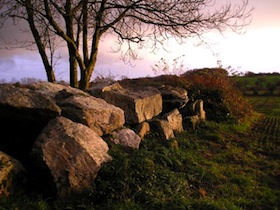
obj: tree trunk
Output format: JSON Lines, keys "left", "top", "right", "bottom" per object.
{"left": 25, "top": 0, "right": 56, "bottom": 83}
{"left": 65, "top": 0, "right": 78, "bottom": 88}
{"left": 79, "top": 68, "right": 89, "bottom": 90}
{"left": 45, "top": 63, "right": 56, "bottom": 83}
{"left": 79, "top": 45, "right": 99, "bottom": 90}
{"left": 68, "top": 46, "right": 78, "bottom": 88}
{"left": 83, "top": 0, "right": 89, "bottom": 66}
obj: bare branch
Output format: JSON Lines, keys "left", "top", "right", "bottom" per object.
{"left": 0, "top": 0, "right": 252, "bottom": 89}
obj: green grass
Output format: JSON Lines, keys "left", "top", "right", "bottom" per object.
{"left": 88, "top": 118, "right": 279, "bottom": 210}
{"left": 236, "top": 75, "right": 280, "bottom": 88}
{"left": 246, "top": 96, "right": 280, "bottom": 116}
{"left": 3, "top": 114, "right": 278, "bottom": 210}
{"left": 235, "top": 75, "right": 280, "bottom": 95}
{"left": 1, "top": 94, "right": 280, "bottom": 210}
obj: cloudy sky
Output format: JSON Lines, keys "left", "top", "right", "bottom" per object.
{"left": 0, "top": 0, "right": 280, "bottom": 82}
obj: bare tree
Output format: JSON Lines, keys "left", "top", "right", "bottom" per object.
{"left": 0, "top": 0, "right": 252, "bottom": 90}
{"left": 0, "top": 0, "right": 57, "bottom": 83}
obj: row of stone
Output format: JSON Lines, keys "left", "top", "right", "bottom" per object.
{"left": 0, "top": 81, "right": 206, "bottom": 198}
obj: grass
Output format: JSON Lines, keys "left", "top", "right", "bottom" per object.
{"left": 1, "top": 99, "right": 279, "bottom": 209}
{"left": 236, "top": 75, "right": 280, "bottom": 88}
{"left": 235, "top": 75, "right": 280, "bottom": 95}
{"left": 86, "top": 118, "right": 279, "bottom": 210}
{"left": 246, "top": 96, "right": 280, "bottom": 117}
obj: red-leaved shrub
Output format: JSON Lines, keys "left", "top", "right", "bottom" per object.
{"left": 181, "top": 68, "right": 252, "bottom": 122}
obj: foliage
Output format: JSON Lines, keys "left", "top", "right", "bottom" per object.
{"left": 151, "top": 55, "right": 186, "bottom": 76}
{"left": 0, "top": 195, "right": 51, "bottom": 210}
{"left": 181, "top": 68, "right": 253, "bottom": 122}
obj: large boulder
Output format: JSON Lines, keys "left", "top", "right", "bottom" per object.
{"left": 89, "top": 83, "right": 162, "bottom": 124}
{"left": 0, "top": 84, "right": 61, "bottom": 118}
{"left": 29, "top": 82, "right": 88, "bottom": 99}
{"left": 194, "top": 100, "right": 206, "bottom": 121}
{"left": 0, "top": 152, "right": 27, "bottom": 198}
{"left": 31, "top": 117, "right": 112, "bottom": 198}
{"left": 29, "top": 82, "right": 125, "bottom": 136}
{"left": 58, "top": 94, "right": 125, "bottom": 136}
{"left": 158, "top": 85, "right": 189, "bottom": 113}
{"left": 0, "top": 84, "right": 61, "bottom": 164}
{"left": 87, "top": 80, "right": 116, "bottom": 98}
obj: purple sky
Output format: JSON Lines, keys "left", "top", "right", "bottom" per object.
{"left": 0, "top": 0, "right": 280, "bottom": 83}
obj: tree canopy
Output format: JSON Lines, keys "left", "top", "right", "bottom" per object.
{"left": 0, "top": 0, "right": 252, "bottom": 89}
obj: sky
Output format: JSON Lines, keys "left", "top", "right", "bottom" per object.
{"left": 0, "top": 0, "right": 280, "bottom": 83}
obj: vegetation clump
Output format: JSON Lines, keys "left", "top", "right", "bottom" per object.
{"left": 181, "top": 68, "right": 253, "bottom": 122}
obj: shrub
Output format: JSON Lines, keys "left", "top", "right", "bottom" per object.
{"left": 181, "top": 68, "right": 253, "bottom": 122}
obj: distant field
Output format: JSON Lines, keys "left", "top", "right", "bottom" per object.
{"left": 235, "top": 75, "right": 280, "bottom": 95}
{"left": 246, "top": 96, "right": 280, "bottom": 117}
{"left": 237, "top": 75, "right": 280, "bottom": 87}
{"left": 247, "top": 96, "right": 280, "bottom": 152}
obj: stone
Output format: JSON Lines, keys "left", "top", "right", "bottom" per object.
{"left": 0, "top": 152, "right": 27, "bottom": 198}
{"left": 161, "top": 109, "right": 183, "bottom": 133}
{"left": 159, "top": 85, "right": 189, "bottom": 113}
{"left": 150, "top": 119, "right": 175, "bottom": 140}
{"left": 29, "top": 82, "right": 125, "bottom": 136}
{"left": 58, "top": 94, "right": 125, "bottom": 136}
{"left": 91, "top": 83, "right": 162, "bottom": 124}
{"left": 0, "top": 84, "right": 61, "bottom": 116}
{"left": 29, "top": 82, "right": 87, "bottom": 98}
{"left": 194, "top": 100, "right": 206, "bottom": 121}
{"left": 31, "top": 117, "right": 112, "bottom": 198}
{"left": 112, "top": 128, "right": 142, "bottom": 149}
{"left": 180, "top": 99, "right": 206, "bottom": 121}
{"left": 183, "top": 115, "right": 200, "bottom": 130}
{"left": 0, "top": 84, "right": 61, "bottom": 164}
{"left": 134, "top": 122, "right": 150, "bottom": 139}
{"left": 87, "top": 81, "right": 118, "bottom": 98}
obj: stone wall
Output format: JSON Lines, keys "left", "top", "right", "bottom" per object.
{"left": 0, "top": 81, "right": 206, "bottom": 198}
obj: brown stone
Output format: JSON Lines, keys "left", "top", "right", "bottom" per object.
{"left": 89, "top": 83, "right": 162, "bottom": 124}
{"left": 59, "top": 94, "right": 125, "bottom": 136}
{"left": 134, "top": 122, "right": 150, "bottom": 139}
{"left": 162, "top": 109, "right": 183, "bottom": 133}
{"left": 112, "top": 128, "right": 142, "bottom": 149}
{"left": 31, "top": 117, "right": 112, "bottom": 198}
{"left": 150, "top": 119, "right": 175, "bottom": 140}
{"left": 0, "top": 152, "right": 27, "bottom": 198}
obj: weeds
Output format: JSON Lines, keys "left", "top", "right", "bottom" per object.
{"left": 1, "top": 99, "right": 279, "bottom": 210}
{"left": 1, "top": 117, "right": 279, "bottom": 209}
{"left": 86, "top": 119, "right": 279, "bottom": 210}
